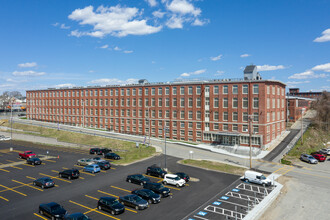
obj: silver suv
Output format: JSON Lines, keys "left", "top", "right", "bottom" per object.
{"left": 300, "top": 154, "right": 318, "bottom": 164}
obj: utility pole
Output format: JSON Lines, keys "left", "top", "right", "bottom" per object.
{"left": 300, "top": 109, "right": 303, "bottom": 145}
{"left": 249, "top": 115, "right": 253, "bottom": 169}
{"left": 82, "top": 100, "right": 85, "bottom": 128}
{"left": 10, "top": 98, "right": 13, "bottom": 145}
{"left": 164, "top": 126, "right": 168, "bottom": 170}
{"left": 147, "top": 107, "right": 151, "bottom": 147}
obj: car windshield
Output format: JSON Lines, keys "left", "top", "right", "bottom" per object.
{"left": 260, "top": 175, "right": 266, "bottom": 180}
{"left": 145, "top": 190, "right": 157, "bottom": 196}
{"left": 111, "top": 199, "right": 120, "bottom": 205}
{"left": 51, "top": 204, "right": 62, "bottom": 212}
{"left": 158, "top": 185, "right": 164, "bottom": 190}
{"left": 174, "top": 177, "right": 181, "bottom": 180}
{"left": 308, "top": 156, "right": 314, "bottom": 159}
{"left": 133, "top": 196, "right": 142, "bottom": 202}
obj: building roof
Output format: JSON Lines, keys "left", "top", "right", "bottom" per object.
{"left": 244, "top": 65, "right": 257, "bottom": 73}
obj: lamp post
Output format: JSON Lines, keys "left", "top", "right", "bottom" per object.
{"left": 248, "top": 115, "right": 253, "bottom": 169}
{"left": 10, "top": 98, "right": 14, "bottom": 145}
{"left": 164, "top": 126, "right": 169, "bottom": 170}
{"left": 147, "top": 107, "right": 151, "bottom": 146}
{"left": 82, "top": 100, "right": 85, "bottom": 128}
{"left": 300, "top": 109, "right": 303, "bottom": 145}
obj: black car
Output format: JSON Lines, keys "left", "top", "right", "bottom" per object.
{"left": 146, "top": 165, "right": 167, "bottom": 178}
{"left": 64, "top": 213, "right": 91, "bottom": 220}
{"left": 143, "top": 182, "right": 171, "bottom": 198}
{"left": 126, "top": 174, "right": 150, "bottom": 186}
{"left": 33, "top": 177, "right": 55, "bottom": 189}
{"left": 27, "top": 157, "right": 42, "bottom": 165}
{"left": 175, "top": 172, "right": 190, "bottom": 182}
{"left": 39, "top": 202, "right": 67, "bottom": 219}
{"left": 90, "top": 148, "right": 100, "bottom": 154}
{"left": 98, "top": 148, "right": 112, "bottom": 155}
{"left": 97, "top": 197, "right": 125, "bottom": 215}
{"left": 131, "top": 189, "right": 161, "bottom": 204}
{"left": 119, "top": 194, "right": 148, "bottom": 210}
{"left": 97, "top": 161, "right": 111, "bottom": 170}
{"left": 104, "top": 152, "right": 120, "bottom": 160}
{"left": 59, "top": 169, "right": 80, "bottom": 180}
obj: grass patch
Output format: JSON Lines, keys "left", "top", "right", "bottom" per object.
{"left": 181, "top": 159, "right": 246, "bottom": 175}
{"left": 284, "top": 125, "right": 330, "bottom": 163}
{"left": 281, "top": 159, "right": 292, "bottom": 165}
{"left": 1, "top": 120, "right": 156, "bottom": 164}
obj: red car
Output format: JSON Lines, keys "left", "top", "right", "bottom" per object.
{"left": 312, "top": 153, "right": 326, "bottom": 162}
{"left": 19, "top": 151, "right": 36, "bottom": 159}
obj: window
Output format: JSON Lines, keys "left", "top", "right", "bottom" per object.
{"left": 172, "top": 87, "right": 177, "bottom": 95}
{"left": 188, "top": 111, "right": 193, "bottom": 119}
{"left": 253, "top": 85, "right": 259, "bottom": 94}
{"left": 165, "top": 87, "right": 170, "bottom": 95}
{"left": 196, "top": 98, "right": 201, "bottom": 107}
{"left": 151, "top": 88, "right": 155, "bottom": 95}
{"left": 158, "top": 88, "right": 162, "bottom": 95}
{"left": 213, "top": 123, "right": 219, "bottom": 130}
{"left": 180, "top": 98, "right": 185, "bottom": 107}
{"left": 165, "top": 98, "right": 169, "bottom": 107}
{"left": 196, "top": 111, "right": 201, "bottom": 120}
{"left": 253, "top": 112, "right": 259, "bottom": 122}
{"left": 223, "top": 124, "right": 228, "bottom": 131}
{"left": 188, "top": 98, "right": 193, "bottom": 107}
{"left": 188, "top": 86, "right": 193, "bottom": 95}
{"left": 132, "top": 88, "right": 136, "bottom": 96}
{"left": 233, "top": 85, "right": 238, "bottom": 94}
{"left": 196, "top": 86, "right": 201, "bottom": 95}
{"left": 138, "top": 88, "right": 142, "bottom": 96}
{"left": 214, "top": 111, "right": 219, "bottom": 120}
{"left": 151, "top": 98, "right": 155, "bottom": 107}
{"left": 253, "top": 125, "right": 259, "bottom": 133}
{"left": 242, "top": 125, "right": 248, "bottom": 132}
{"left": 145, "top": 88, "right": 149, "bottom": 95}
{"left": 180, "top": 87, "right": 185, "bottom": 95}
{"left": 243, "top": 97, "right": 248, "bottom": 108}
{"left": 126, "top": 89, "right": 130, "bottom": 96}
{"left": 223, "top": 98, "right": 228, "bottom": 108}
{"left": 158, "top": 98, "right": 162, "bottom": 107}
{"left": 223, "top": 85, "right": 228, "bottom": 94}
{"left": 233, "top": 124, "right": 238, "bottom": 131}
{"left": 233, "top": 112, "right": 238, "bottom": 121}
{"left": 173, "top": 110, "right": 177, "bottom": 118}
{"left": 233, "top": 98, "right": 238, "bottom": 108}
{"left": 267, "top": 112, "right": 270, "bottom": 122}
{"left": 243, "top": 85, "right": 248, "bottom": 94}
{"left": 173, "top": 98, "right": 177, "bottom": 107}
{"left": 267, "top": 85, "right": 270, "bottom": 94}
{"left": 180, "top": 111, "right": 185, "bottom": 119}
{"left": 267, "top": 98, "right": 270, "bottom": 109}
{"left": 253, "top": 98, "right": 259, "bottom": 108}
{"left": 223, "top": 112, "right": 228, "bottom": 121}
{"left": 214, "top": 98, "right": 219, "bottom": 108}
{"left": 214, "top": 86, "right": 219, "bottom": 94}
{"left": 243, "top": 112, "right": 248, "bottom": 122}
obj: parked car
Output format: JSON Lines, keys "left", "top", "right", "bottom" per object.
{"left": 175, "top": 172, "right": 190, "bottom": 182}
{"left": 97, "top": 197, "right": 125, "bottom": 215}
{"left": 143, "top": 182, "right": 171, "bottom": 198}
{"left": 83, "top": 164, "right": 101, "bottom": 174}
{"left": 311, "top": 151, "right": 327, "bottom": 158}
{"left": 311, "top": 153, "right": 326, "bottom": 162}
{"left": 0, "top": 135, "right": 11, "bottom": 141}
{"left": 163, "top": 174, "right": 186, "bottom": 187}
{"left": 131, "top": 189, "right": 161, "bottom": 204}
{"left": 300, "top": 154, "right": 318, "bottom": 164}
{"left": 39, "top": 202, "right": 67, "bottom": 220}
{"left": 146, "top": 165, "right": 167, "bottom": 178}
{"left": 243, "top": 170, "right": 272, "bottom": 187}
{"left": 27, "top": 157, "right": 42, "bottom": 165}
{"left": 126, "top": 174, "right": 150, "bottom": 186}
{"left": 92, "top": 157, "right": 104, "bottom": 162}
{"left": 319, "top": 148, "right": 330, "bottom": 156}
{"left": 97, "top": 161, "right": 111, "bottom": 170}
{"left": 19, "top": 151, "right": 36, "bottom": 159}
{"left": 98, "top": 148, "right": 112, "bottom": 155}
{"left": 64, "top": 213, "right": 91, "bottom": 220}
{"left": 104, "top": 152, "right": 120, "bottom": 160}
{"left": 59, "top": 169, "right": 80, "bottom": 180}
{"left": 90, "top": 148, "right": 100, "bottom": 154}
{"left": 33, "top": 177, "right": 55, "bottom": 189}
{"left": 119, "top": 194, "right": 148, "bottom": 210}
{"left": 77, "top": 158, "right": 94, "bottom": 166}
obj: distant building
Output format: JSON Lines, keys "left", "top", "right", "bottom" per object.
{"left": 286, "top": 96, "right": 314, "bottom": 122}
{"left": 288, "top": 88, "right": 324, "bottom": 99}
{"left": 26, "top": 65, "right": 286, "bottom": 149}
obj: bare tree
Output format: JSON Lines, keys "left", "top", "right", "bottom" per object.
{"left": 0, "top": 91, "right": 23, "bottom": 110}
{"left": 312, "top": 91, "right": 330, "bottom": 131}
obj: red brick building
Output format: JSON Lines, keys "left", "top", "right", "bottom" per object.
{"left": 26, "top": 66, "right": 286, "bottom": 148}
{"left": 287, "top": 96, "right": 314, "bottom": 122}
{"left": 288, "top": 88, "right": 323, "bottom": 99}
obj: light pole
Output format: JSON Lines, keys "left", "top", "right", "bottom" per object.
{"left": 10, "top": 98, "right": 13, "bottom": 145}
{"left": 300, "top": 109, "right": 303, "bottom": 145}
{"left": 164, "top": 126, "right": 169, "bottom": 170}
{"left": 248, "top": 115, "right": 253, "bottom": 169}
{"left": 82, "top": 100, "right": 85, "bottom": 128}
{"left": 147, "top": 107, "right": 151, "bottom": 146}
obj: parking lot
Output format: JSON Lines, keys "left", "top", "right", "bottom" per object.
{"left": 0, "top": 140, "right": 239, "bottom": 220}
{"left": 183, "top": 178, "right": 276, "bottom": 220}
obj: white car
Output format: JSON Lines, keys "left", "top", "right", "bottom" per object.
{"left": 320, "top": 148, "right": 330, "bottom": 156}
{"left": 243, "top": 170, "right": 272, "bottom": 187}
{"left": 77, "top": 158, "right": 94, "bottom": 166}
{"left": 0, "top": 135, "right": 11, "bottom": 141}
{"left": 162, "top": 174, "right": 186, "bottom": 187}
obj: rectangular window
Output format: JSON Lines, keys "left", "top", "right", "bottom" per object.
{"left": 173, "top": 110, "right": 177, "bottom": 119}
{"left": 196, "top": 86, "right": 201, "bottom": 95}
{"left": 243, "top": 97, "right": 248, "bottom": 108}
{"left": 223, "top": 112, "right": 228, "bottom": 121}
{"left": 138, "top": 88, "right": 142, "bottom": 96}
{"left": 214, "top": 111, "right": 219, "bottom": 120}
{"left": 233, "top": 112, "right": 238, "bottom": 121}
{"left": 253, "top": 112, "right": 259, "bottom": 122}
{"left": 223, "top": 98, "right": 228, "bottom": 108}
{"left": 145, "top": 88, "right": 149, "bottom": 95}
{"left": 173, "top": 98, "right": 177, "bottom": 107}
{"left": 188, "top": 111, "right": 193, "bottom": 119}
{"left": 151, "top": 88, "right": 155, "bottom": 95}
{"left": 233, "top": 124, "right": 238, "bottom": 131}
{"left": 243, "top": 112, "right": 248, "bottom": 122}
{"left": 172, "top": 87, "right": 177, "bottom": 95}
{"left": 166, "top": 98, "right": 170, "bottom": 107}
{"left": 223, "top": 124, "right": 228, "bottom": 131}
{"left": 253, "top": 125, "right": 259, "bottom": 133}
{"left": 188, "top": 86, "right": 193, "bottom": 95}
{"left": 214, "top": 86, "right": 219, "bottom": 94}
{"left": 196, "top": 111, "right": 201, "bottom": 120}
{"left": 180, "top": 111, "right": 185, "bottom": 119}
{"left": 126, "top": 89, "right": 130, "bottom": 96}
{"left": 165, "top": 87, "right": 169, "bottom": 95}
{"left": 158, "top": 88, "right": 162, "bottom": 95}
{"left": 214, "top": 98, "right": 219, "bottom": 108}
{"left": 232, "top": 98, "right": 238, "bottom": 108}
{"left": 253, "top": 98, "right": 259, "bottom": 108}
{"left": 180, "top": 87, "right": 185, "bottom": 95}
{"left": 223, "top": 85, "right": 228, "bottom": 94}
{"left": 243, "top": 85, "right": 248, "bottom": 94}
{"left": 188, "top": 98, "right": 193, "bottom": 107}
{"left": 243, "top": 125, "right": 248, "bottom": 132}
{"left": 158, "top": 98, "right": 162, "bottom": 107}
{"left": 232, "top": 85, "right": 238, "bottom": 94}
{"left": 253, "top": 85, "right": 259, "bottom": 94}
{"left": 213, "top": 123, "right": 219, "bottom": 130}
{"left": 180, "top": 98, "right": 185, "bottom": 107}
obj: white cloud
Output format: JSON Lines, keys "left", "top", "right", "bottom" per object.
{"left": 240, "top": 54, "right": 251, "bottom": 58}
{"left": 313, "top": 28, "right": 330, "bottom": 42}
{"left": 288, "top": 70, "right": 327, "bottom": 79}
{"left": 210, "top": 54, "right": 222, "bottom": 61}
{"left": 215, "top": 70, "right": 224, "bottom": 76}
{"left": 12, "top": 70, "right": 46, "bottom": 76}
{"left": 257, "top": 65, "right": 285, "bottom": 71}
{"left": 146, "top": 0, "right": 158, "bottom": 7}
{"left": 311, "top": 63, "right": 330, "bottom": 72}
{"left": 18, "top": 62, "right": 37, "bottom": 68}
{"left": 192, "top": 18, "right": 207, "bottom": 26}
{"left": 55, "top": 83, "right": 75, "bottom": 88}
{"left": 52, "top": 22, "right": 59, "bottom": 27}
{"left": 100, "top": 44, "right": 109, "bottom": 49}
{"left": 166, "top": 0, "right": 201, "bottom": 16}
{"left": 89, "top": 78, "right": 139, "bottom": 85}
{"left": 0, "top": 84, "right": 15, "bottom": 89}
{"left": 123, "top": 50, "right": 133, "bottom": 54}
{"left": 89, "top": 70, "right": 95, "bottom": 73}
{"left": 152, "top": 10, "right": 165, "bottom": 18}
{"left": 68, "top": 5, "right": 162, "bottom": 38}
{"left": 60, "top": 24, "right": 70, "bottom": 29}
{"left": 181, "top": 69, "right": 206, "bottom": 77}
{"left": 286, "top": 80, "right": 311, "bottom": 85}
{"left": 114, "top": 46, "right": 121, "bottom": 51}
{"left": 166, "top": 15, "right": 184, "bottom": 29}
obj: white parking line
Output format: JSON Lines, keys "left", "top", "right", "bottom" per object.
{"left": 217, "top": 199, "right": 249, "bottom": 208}
{"left": 204, "top": 205, "right": 245, "bottom": 220}
{"left": 225, "top": 192, "right": 261, "bottom": 204}
{"left": 236, "top": 183, "right": 271, "bottom": 195}
{"left": 192, "top": 215, "right": 209, "bottom": 220}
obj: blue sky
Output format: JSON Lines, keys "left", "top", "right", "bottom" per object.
{"left": 0, "top": 0, "right": 329, "bottom": 95}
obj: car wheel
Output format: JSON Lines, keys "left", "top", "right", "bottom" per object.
{"left": 39, "top": 210, "right": 43, "bottom": 215}
{"left": 98, "top": 205, "right": 102, "bottom": 210}
{"left": 41, "top": 185, "right": 44, "bottom": 189}
{"left": 176, "top": 184, "right": 179, "bottom": 187}
{"left": 140, "top": 182, "right": 144, "bottom": 186}
{"left": 128, "top": 179, "right": 131, "bottom": 183}
{"left": 262, "top": 183, "right": 266, "bottom": 187}
{"left": 121, "top": 201, "right": 124, "bottom": 205}
{"left": 135, "top": 205, "right": 139, "bottom": 210}
{"left": 111, "top": 210, "right": 115, "bottom": 215}
{"left": 68, "top": 176, "right": 72, "bottom": 180}
{"left": 163, "top": 181, "right": 167, "bottom": 185}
